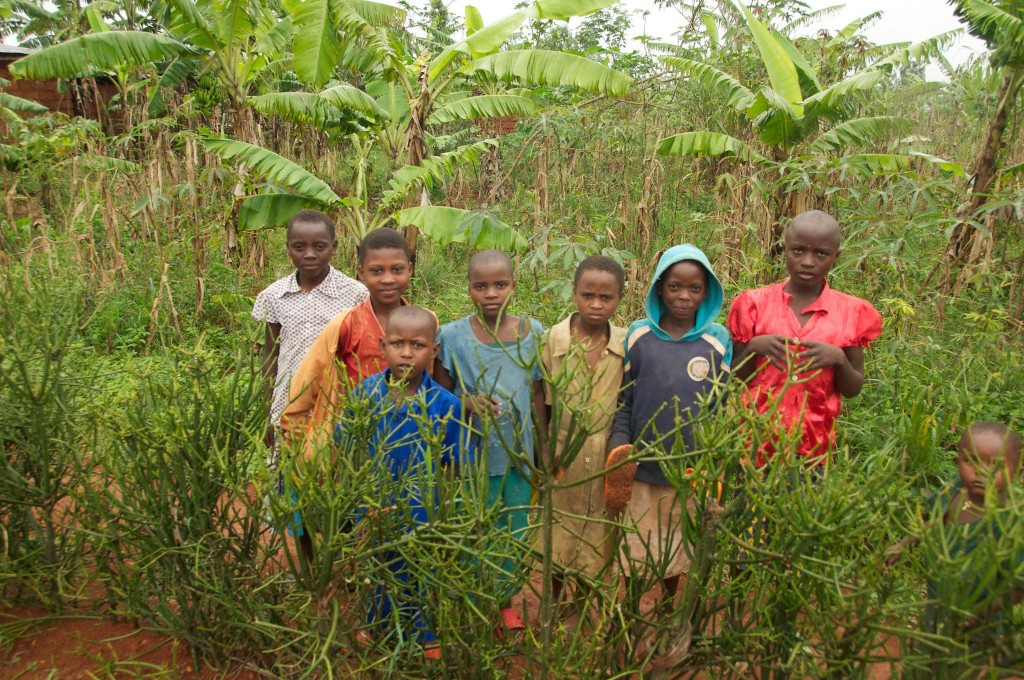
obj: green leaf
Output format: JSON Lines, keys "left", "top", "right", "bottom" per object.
{"left": 239, "top": 193, "right": 322, "bottom": 231}
{"left": 468, "top": 50, "right": 634, "bottom": 98}
{"left": 811, "top": 116, "right": 913, "bottom": 153}
{"left": 771, "top": 30, "right": 820, "bottom": 96}
{"left": 871, "top": 31, "right": 963, "bottom": 71}
{"left": 291, "top": 0, "right": 341, "bottom": 86}
{"left": 395, "top": 206, "right": 527, "bottom": 250}
{"left": 148, "top": 58, "right": 199, "bottom": 118}
{"left": 802, "top": 69, "right": 885, "bottom": 120}
{"left": 341, "top": 0, "right": 406, "bottom": 27}
{"left": 535, "top": 0, "right": 618, "bottom": 21}
{"left": 826, "top": 13, "right": 882, "bottom": 50}
{"left": 427, "top": 94, "right": 539, "bottom": 124}
{"left": 319, "top": 83, "right": 390, "bottom": 120}
{"left": 909, "top": 151, "right": 965, "bottom": 176}
{"left": 386, "top": 139, "right": 497, "bottom": 197}
{"left": 658, "top": 131, "right": 760, "bottom": 160}
{"left": 429, "top": 7, "right": 537, "bottom": 79}
{"left": 10, "top": 32, "right": 195, "bottom": 80}
{"left": 736, "top": 0, "right": 803, "bottom": 110}
{"left": 702, "top": 13, "right": 720, "bottom": 48}
{"left": 465, "top": 5, "right": 483, "bottom": 34}
{"left": 0, "top": 92, "right": 46, "bottom": 114}
{"left": 255, "top": 15, "right": 293, "bottom": 55}
{"left": 204, "top": 137, "right": 342, "bottom": 206}
{"left": 249, "top": 92, "right": 347, "bottom": 129}
{"left": 752, "top": 87, "right": 803, "bottom": 148}
{"left": 951, "top": 1, "right": 1022, "bottom": 50}
{"left": 164, "top": 0, "right": 223, "bottom": 51}
{"left": 840, "top": 153, "right": 911, "bottom": 174}
{"left": 77, "top": 153, "right": 143, "bottom": 175}
{"left": 1000, "top": 159, "right": 1024, "bottom": 177}
{"left": 660, "top": 57, "right": 754, "bottom": 111}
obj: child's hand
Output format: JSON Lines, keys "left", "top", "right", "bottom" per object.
{"left": 464, "top": 394, "right": 502, "bottom": 417}
{"left": 796, "top": 340, "right": 846, "bottom": 370}
{"left": 748, "top": 334, "right": 800, "bottom": 371}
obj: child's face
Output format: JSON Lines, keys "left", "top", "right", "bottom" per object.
{"left": 783, "top": 222, "right": 840, "bottom": 290}
{"left": 287, "top": 220, "right": 336, "bottom": 280}
{"left": 573, "top": 269, "right": 621, "bottom": 328}
{"left": 958, "top": 430, "right": 1017, "bottom": 505}
{"left": 358, "top": 247, "right": 413, "bottom": 306}
{"left": 381, "top": 318, "right": 438, "bottom": 386}
{"left": 468, "top": 261, "right": 514, "bottom": 322}
{"left": 655, "top": 261, "right": 706, "bottom": 329}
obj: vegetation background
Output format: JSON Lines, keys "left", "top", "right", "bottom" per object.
{"left": 1, "top": 0, "right": 1023, "bottom": 677}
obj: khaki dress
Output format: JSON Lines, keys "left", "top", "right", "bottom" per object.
{"left": 539, "top": 315, "right": 626, "bottom": 578}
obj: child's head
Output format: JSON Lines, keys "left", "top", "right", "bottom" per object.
{"left": 958, "top": 422, "right": 1023, "bottom": 506}
{"left": 573, "top": 255, "right": 624, "bottom": 328}
{"left": 655, "top": 260, "right": 708, "bottom": 330}
{"left": 381, "top": 306, "right": 438, "bottom": 386}
{"left": 357, "top": 228, "right": 413, "bottom": 307}
{"left": 287, "top": 210, "right": 337, "bottom": 280}
{"left": 783, "top": 211, "right": 841, "bottom": 288}
{"left": 467, "top": 249, "right": 514, "bottom": 323}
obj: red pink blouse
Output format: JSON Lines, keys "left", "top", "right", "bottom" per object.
{"left": 727, "top": 281, "right": 882, "bottom": 466}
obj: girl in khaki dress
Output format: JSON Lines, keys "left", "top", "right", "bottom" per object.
{"left": 539, "top": 256, "right": 626, "bottom": 604}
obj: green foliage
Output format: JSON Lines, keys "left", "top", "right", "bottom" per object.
{"left": 0, "top": 276, "right": 89, "bottom": 607}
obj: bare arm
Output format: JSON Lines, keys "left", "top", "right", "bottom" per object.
{"left": 731, "top": 335, "right": 799, "bottom": 382}
{"left": 799, "top": 342, "right": 866, "bottom": 398}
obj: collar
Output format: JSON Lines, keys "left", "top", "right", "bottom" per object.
{"left": 379, "top": 368, "right": 434, "bottom": 396}
{"left": 273, "top": 267, "right": 349, "bottom": 299}
{"left": 780, "top": 279, "right": 834, "bottom": 315}
{"left": 549, "top": 314, "right": 626, "bottom": 359}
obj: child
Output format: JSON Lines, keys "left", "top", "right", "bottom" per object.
{"left": 538, "top": 256, "right": 626, "bottom": 603}
{"left": 433, "top": 249, "right": 545, "bottom": 632}
{"left": 886, "top": 423, "right": 1024, "bottom": 642}
{"left": 280, "top": 227, "right": 415, "bottom": 449}
{"left": 607, "top": 244, "right": 732, "bottom": 599}
{"left": 726, "top": 210, "right": 882, "bottom": 467}
{"left": 341, "top": 306, "right": 472, "bottom": 659}
{"left": 278, "top": 227, "right": 414, "bottom": 563}
{"left": 251, "top": 210, "right": 368, "bottom": 449}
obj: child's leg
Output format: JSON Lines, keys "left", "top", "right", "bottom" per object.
{"left": 488, "top": 469, "right": 532, "bottom": 625}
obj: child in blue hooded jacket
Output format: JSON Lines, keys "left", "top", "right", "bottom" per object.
{"left": 607, "top": 244, "right": 732, "bottom": 597}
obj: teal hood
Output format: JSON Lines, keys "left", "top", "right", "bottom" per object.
{"left": 644, "top": 244, "right": 724, "bottom": 342}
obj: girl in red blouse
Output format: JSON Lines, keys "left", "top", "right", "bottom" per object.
{"left": 727, "top": 210, "right": 882, "bottom": 466}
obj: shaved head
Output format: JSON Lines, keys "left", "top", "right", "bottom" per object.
{"left": 386, "top": 305, "right": 438, "bottom": 340}
{"left": 787, "top": 210, "right": 841, "bottom": 250}
{"left": 467, "top": 249, "right": 514, "bottom": 280}
{"left": 962, "top": 422, "right": 1023, "bottom": 471}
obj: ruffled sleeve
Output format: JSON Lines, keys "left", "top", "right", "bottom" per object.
{"left": 251, "top": 289, "right": 275, "bottom": 323}
{"left": 852, "top": 299, "right": 883, "bottom": 348}
{"left": 726, "top": 292, "right": 758, "bottom": 344}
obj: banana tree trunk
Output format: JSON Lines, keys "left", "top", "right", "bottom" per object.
{"left": 943, "top": 64, "right": 1024, "bottom": 280}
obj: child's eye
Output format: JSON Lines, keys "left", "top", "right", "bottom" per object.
{"left": 601, "top": 295, "right": 613, "bottom": 302}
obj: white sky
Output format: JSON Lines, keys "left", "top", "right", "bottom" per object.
{"left": 443, "top": 0, "right": 986, "bottom": 72}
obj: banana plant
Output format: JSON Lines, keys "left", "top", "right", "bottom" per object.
{"left": 222, "top": 0, "right": 635, "bottom": 252}
{"left": 940, "top": 0, "right": 1024, "bottom": 278}
{"left": 657, "top": 0, "right": 960, "bottom": 256}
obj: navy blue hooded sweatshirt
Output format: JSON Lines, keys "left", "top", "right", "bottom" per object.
{"left": 608, "top": 244, "right": 732, "bottom": 486}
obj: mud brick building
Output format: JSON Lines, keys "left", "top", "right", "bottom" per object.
{"left": 0, "top": 44, "right": 117, "bottom": 119}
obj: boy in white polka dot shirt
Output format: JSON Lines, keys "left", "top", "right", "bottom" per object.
{"left": 252, "top": 210, "right": 368, "bottom": 450}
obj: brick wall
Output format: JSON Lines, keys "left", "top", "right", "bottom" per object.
{"left": 0, "top": 58, "right": 119, "bottom": 119}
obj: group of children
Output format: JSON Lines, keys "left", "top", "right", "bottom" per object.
{"left": 252, "top": 208, "right": 1023, "bottom": 656}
